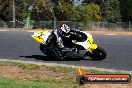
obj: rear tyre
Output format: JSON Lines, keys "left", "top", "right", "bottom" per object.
{"left": 87, "top": 46, "right": 107, "bottom": 60}
{"left": 40, "top": 33, "right": 64, "bottom": 60}
{"left": 44, "top": 43, "right": 64, "bottom": 61}
{"left": 40, "top": 44, "right": 48, "bottom": 55}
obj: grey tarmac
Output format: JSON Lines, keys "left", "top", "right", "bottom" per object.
{"left": 0, "top": 30, "right": 132, "bottom": 73}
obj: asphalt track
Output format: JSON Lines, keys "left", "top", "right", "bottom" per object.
{"left": 0, "top": 31, "right": 132, "bottom": 72}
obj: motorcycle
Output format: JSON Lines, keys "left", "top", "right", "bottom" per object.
{"left": 31, "top": 29, "right": 107, "bottom": 60}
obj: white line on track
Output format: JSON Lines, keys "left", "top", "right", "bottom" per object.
{"left": 0, "top": 59, "right": 132, "bottom": 74}
{"left": 0, "top": 30, "right": 8, "bottom": 32}
{"left": 105, "top": 34, "right": 117, "bottom": 35}
{"left": 0, "top": 30, "right": 34, "bottom": 32}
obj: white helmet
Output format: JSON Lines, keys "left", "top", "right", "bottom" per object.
{"left": 59, "top": 24, "right": 71, "bottom": 37}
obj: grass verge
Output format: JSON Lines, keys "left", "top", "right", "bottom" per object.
{"left": 0, "top": 61, "right": 130, "bottom": 88}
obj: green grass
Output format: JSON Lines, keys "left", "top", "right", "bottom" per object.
{"left": 0, "top": 61, "right": 80, "bottom": 88}
{"left": 0, "top": 61, "right": 129, "bottom": 88}
{"left": 0, "top": 61, "right": 41, "bottom": 70}
{"left": 0, "top": 78, "right": 79, "bottom": 88}
{"left": 0, "top": 61, "right": 126, "bottom": 74}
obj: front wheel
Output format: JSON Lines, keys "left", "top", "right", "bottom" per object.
{"left": 87, "top": 46, "right": 107, "bottom": 60}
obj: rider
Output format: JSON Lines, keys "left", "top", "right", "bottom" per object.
{"left": 43, "top": 24, "right": 88, "bottom": 60}
{"left": 55, "top": 24, "right": 87, "bottom": 49}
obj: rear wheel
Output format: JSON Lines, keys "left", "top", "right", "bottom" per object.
{"left": 40, "top": 44, "right": 48, "bottom": 55}
{"left": 49, "top": 44, "right": 64, "bottom": 60}
{"left": 87, "top": 46, "right": 107, "bottom": 60}
{"left": 40, "top": 43, "right": 64, "bottom": 61}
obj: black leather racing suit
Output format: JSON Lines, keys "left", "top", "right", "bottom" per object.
{"left": 59, "top": 29, "right": 87, "bottom": 48}
{"left": 46, "top": 29, "right": 87, "bottom": 59}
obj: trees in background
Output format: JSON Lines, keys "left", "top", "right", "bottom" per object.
{"left": 0, "top": 0, "right": 101, "bottom": 22}
{"left": 119, "top": 0, "right": 132, "bottom": 21}
{"left": 52, "top": 0, "right": 101, "bottom": 22}
{"left": 0, "top": 0, "right": 131, "bottom": 22}
{"left": 0, "top": 0, "right": 13, "bottom": 21}
{"left": 100, "top": 0, "right": 121, "bottom": 22}
{"left": 52, "top": 0, "right": 73, "bottom": 21}
{"left": 76, "top": 3, "right": 101, "bottom": 22}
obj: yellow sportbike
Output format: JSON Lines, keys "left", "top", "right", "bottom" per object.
{"left": 31, "top": 29, "right": 107, "bottom": 60}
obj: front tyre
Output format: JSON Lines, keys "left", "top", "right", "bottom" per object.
{"left": 88, "top": 46, "right": 107, "bottom": 60}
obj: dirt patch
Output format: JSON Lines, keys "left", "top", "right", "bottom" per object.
{"left": 0, "top": 66, "right": 74, "bottom": 81}
{"left": 0, "top": 66, "right": 131, "bottom": 88}
{"left": 0, "top": 66, "right": 25, "bottom": 78}
{"left": 81, "top": 83, "right": 132, "bottom": 88}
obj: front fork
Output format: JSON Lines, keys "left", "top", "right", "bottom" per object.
{"left": 88, "top": 44, "right": 98, "bottom": 54}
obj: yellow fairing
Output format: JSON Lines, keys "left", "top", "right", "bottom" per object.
{"left": 87, "top": 36, "right": 93, "bottom": 45}
{"left": 31, "top": 29, "right": 45, "bottom": 43}
{"left": 88, "top": 44, "right": 98, "bottom": 53}
{"left": 87, "top": 36, "right": 98, "bottom": 53}
{"left": 90, "top": 44, "right": 98, "bottom": 50}
{"left": 31, "top": 35, "right": 43, "bottom": 43}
